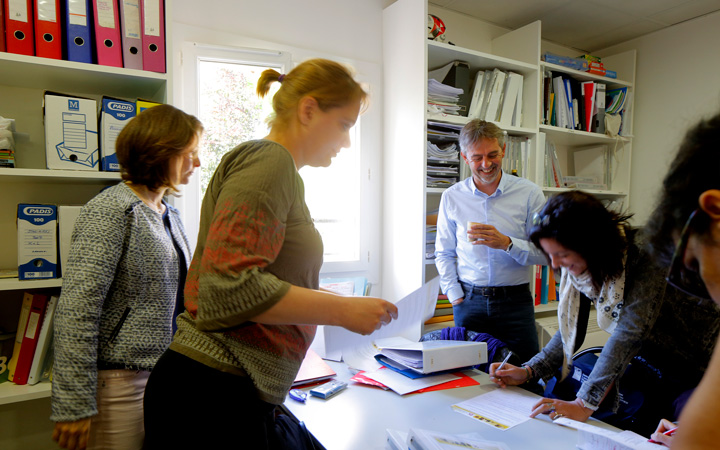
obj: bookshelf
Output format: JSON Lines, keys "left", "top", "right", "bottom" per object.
{"left": 382, "top": 0, "right": 635, "bottom": 301}
{"left": 0, "top": 36, "right": 170, "bottom": 417}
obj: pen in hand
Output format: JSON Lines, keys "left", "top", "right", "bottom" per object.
{"left": 493, "top": 351, "right": 513, "bottom": 377}
{"left": 648, "top": 426, "right": 678, "bottom": 444}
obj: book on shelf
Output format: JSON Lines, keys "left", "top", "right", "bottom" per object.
{"left": 498, "top": 72, "right": 523, "bottom": 128}
{"left": 594, "top": 83, "right": 606, "bottom": 134}
{"left": 425, "top": 314, "right": 454, "bottom": 325}
{"left": 581, "top": 81, "right": 597, "bottom": 133}
{"left": 27, "top": 294, "right": 58, "bottom": 385}
{"left": 467, "top": 70, "right": 487, "bottom": 119}
{"left": 6, "top": 292, "right": 33, "bottom": 382}
{"left": 12, "top": 292, "right": 50, "bottom": 385}
{"left": 483, "top": 69, "right": 507, "bottom": 122}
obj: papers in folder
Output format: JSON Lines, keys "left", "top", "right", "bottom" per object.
{"left": 376, "top": 337, "right": 486, "bottom": 375}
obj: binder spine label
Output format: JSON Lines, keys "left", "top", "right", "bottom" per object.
{"left": 37, "top": 0, "right": 58, "bottom": 22}
{"left": 122, "top": 0, "right": 141, "bottom": 39}
{"left": 9, "top": 0, "right": 30, "bottom": 22}
{"left": 97, "top": 0, "right": 116, "bottom": 28}
{"left": 68, "top": 0, "right": 88, "bottom": 26}
{"left": 144, "top": 0, "right": 160, "bottom": 36}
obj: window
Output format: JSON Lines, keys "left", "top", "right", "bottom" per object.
{"left": 179, "top": 43, "right": 370, "bottom": 272}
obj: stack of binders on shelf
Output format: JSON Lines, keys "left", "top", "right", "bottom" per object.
{"left": 4, "top": 292, "right": 58, "bottom": 385}
{"left": 3, "top": 0, "right": 165, "bottom": 71}
{"left": 542, "top": 70, "right": 607, "bottom": 134}
{"left": 502, "top": 135, "right": 529, "bottom": 178}
{"left": 425, "top": 293, "right": 453, "bottom": 325}
{"left": 467, "top": 68, "right": 524, "bottom": 127}
{"left": 533, "top": 266, "right": 557, "bottom": 306}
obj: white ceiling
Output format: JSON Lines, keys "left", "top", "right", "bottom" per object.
{"left": 429, "top": 0, "right": 720, "bottom": 52}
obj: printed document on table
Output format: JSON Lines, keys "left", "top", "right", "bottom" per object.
{"left": 452, "top": 386, "right": 539, "bottom": 430}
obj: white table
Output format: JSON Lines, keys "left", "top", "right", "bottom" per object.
{"left": 283, "top": 361, "right": 620, "bottom": 450}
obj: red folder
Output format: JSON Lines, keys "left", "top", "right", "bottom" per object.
{"left": 12, "top": 292, "right": 49, "bottom": 385}
{"left": 140, "top": 0, "right": 164, "bottom": 72}
{"left": 34, "top": 0, "right": 61, "bottom": 59}
{"left": 1, "top": 0, "right": 7, "bottom": 51}
{"left": 4, "top": 0, "right": 35, "bottom": 55}
{"left": 92, "top": 0, "right": 123, "bottom": 67}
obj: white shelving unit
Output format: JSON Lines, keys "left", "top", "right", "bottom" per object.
{"left": 382, "top": 0, "right": 635, "bottom": 303}
{"left": 0, "top": 46, "right": 169, "bottom": 413}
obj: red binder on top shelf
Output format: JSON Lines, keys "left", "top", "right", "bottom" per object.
{"left": 4, "top": 0, "right": 35, "bottom": 55}
{"left": 92, "top": 0, "right": 122, "bottom": 66}
{"left": 118, "top": 0, "right": 142, "bottom": 69}
{"left": 12, "top": 292, "right": 50, "bottom": 385}
{"left": 140, "top": 0, "right": 164, "bottom": 72}
{"left": 34, "top": 0, "right": 61, "bottom": 59}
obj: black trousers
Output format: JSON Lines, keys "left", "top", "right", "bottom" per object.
{"left": 144, "top": 349, "right": 316, "bottom": 450}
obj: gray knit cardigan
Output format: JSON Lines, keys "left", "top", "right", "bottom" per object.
{"left": 50, "top": 182, "right": 191, "bottom": 422}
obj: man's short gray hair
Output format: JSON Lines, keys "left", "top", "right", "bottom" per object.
{"left": 458, "top": 120, "right": 505, "bottom": 155}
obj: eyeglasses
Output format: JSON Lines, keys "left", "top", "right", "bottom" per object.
{"left": 532, "top": 213, "right": 550, "bottom": 227}
{"left": 666, "top": 209, "right": 711, "bottom": 300}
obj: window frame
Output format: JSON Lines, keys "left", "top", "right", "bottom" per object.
{"left": 175, "top": 42, "right": 378, "bottom": 276}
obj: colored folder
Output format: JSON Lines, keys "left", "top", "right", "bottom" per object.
{"left": 118, "top": 0, "right": 142, "bottom": 69}
{"left": 92, "top": 0, "right": 122, "bottom": 67}
{"left": 5, "top": 0, "right": 35, "bottom": 55}
{"left": 140, "top": 0, "right": 165, "bottom": 72}
{"left": 0, "top": 0, "right": 6, "bottom": 51}
{"left": 12, "top": 292, "right": 50, "bottom": 385}
{"left": 65, "top": 0, "right": 93, "bottom": 63}
{"left": 34, "top": 0, "right": 62, "bottom": 59}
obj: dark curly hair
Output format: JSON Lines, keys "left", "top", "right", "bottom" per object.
{"left": 529, "top": 191, "right": 632, "bottom": 289}
{"left": 644, "top": 112, "right": 720, "bottom": 265}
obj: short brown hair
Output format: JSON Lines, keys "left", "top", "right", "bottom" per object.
{"left": 116, "top": 104, "right": 203, "bottom": 192}
{"left": 256, "top": 58, "right": 368, "bottom": 128}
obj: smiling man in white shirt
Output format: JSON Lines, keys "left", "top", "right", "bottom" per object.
{"left": 435, "top": 119, "right": 546, "bottom": 362}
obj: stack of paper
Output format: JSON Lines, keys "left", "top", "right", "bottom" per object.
{"left": 428, "top": 79, "right": 464, "bottom": 116}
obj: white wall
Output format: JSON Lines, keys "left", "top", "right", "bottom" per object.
{"left": 598, "top": 11, "right": 720, "bottom": 224}
{"left": 174, "top": 0, "right": 385, "bottom": 66}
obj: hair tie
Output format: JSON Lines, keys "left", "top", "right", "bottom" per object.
{"left": 278, "top": 74, "right": 285, "bottom": 83}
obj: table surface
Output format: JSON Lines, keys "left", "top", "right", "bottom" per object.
{"left": 283, "top": 361, "right": 620, "bottom": 450}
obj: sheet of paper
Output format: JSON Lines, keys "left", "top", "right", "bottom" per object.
{"left": 428, "top": 61, "right": 454, "bottom": 82}
{"left": 341, "top": 277, "right": 440, "bottom": 372}
{"left": 554, "top": 418, "right": 658, "bottom": 450}
{"left": 363, "top": 367, "right": 459, "bottom": 395}
{"left": 452, "top": 386, "right": 540, "bottom": 430}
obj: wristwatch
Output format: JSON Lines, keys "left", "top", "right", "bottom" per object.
{"left": 505, "top": 238, "right": 514, "bottom": 253}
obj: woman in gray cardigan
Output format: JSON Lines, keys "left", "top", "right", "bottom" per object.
{"left": 51, "top": 105, "right": 203, "bottom": 450}
{"left": 489, "top": 191, "right": 720, "bottom": 437}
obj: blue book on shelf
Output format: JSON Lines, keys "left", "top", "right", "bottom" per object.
{"left": 540, "top": 266, "right": 549, "bottom": 304}
{"left": 65, "top": 0, "right": 94, "bottom": 64}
